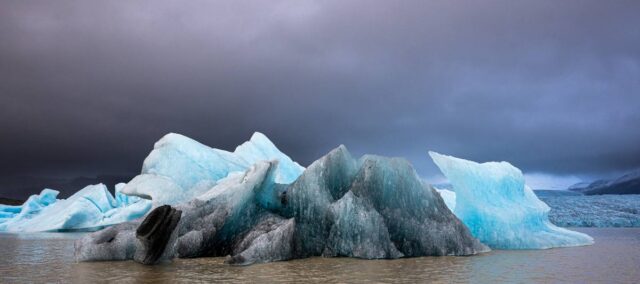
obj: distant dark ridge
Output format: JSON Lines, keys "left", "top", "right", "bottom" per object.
{"left": 0, "top": 197, "right": 24, "bottom": 206}
{"left": 0, "top": 174, "right": 136, "bottom": 200}
{"left": 568, "top": 170, "right": 640, "bottom": 195}
{"left": 533, "top": 190, "right": 583, "bottom": 198}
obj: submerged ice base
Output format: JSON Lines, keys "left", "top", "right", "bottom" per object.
{"left": 429, "top": 152, "right": 593, "bottom": 249}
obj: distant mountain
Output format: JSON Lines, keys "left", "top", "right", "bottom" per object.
{"left": 567, "top": 181, "right": 592, "bottom": 192}
{"left": 0, "top": 197, "right": 24, "bottom": 206}
{"left": 0, "top": 174, "right": 136, "bottom": 200}
{"left": 533, "top": 190, "right": 583, "bottom": 198}
{"left": 568, "top": 170, "right": 640, "bottom": 195}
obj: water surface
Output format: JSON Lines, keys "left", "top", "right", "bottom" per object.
{"left": 1, "top": 228, "right": 638, "bottom": 283}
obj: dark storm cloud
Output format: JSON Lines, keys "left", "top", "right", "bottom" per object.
{"left": 1, "top": 1, "right": 639, "bottom": 197}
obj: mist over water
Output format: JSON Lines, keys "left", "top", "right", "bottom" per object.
{"left": 1, "top": 228, "right": 638, "bottom": 283}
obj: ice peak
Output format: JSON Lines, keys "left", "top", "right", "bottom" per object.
{"left": 248, "top": 131, "right": 273, "bottom": 144}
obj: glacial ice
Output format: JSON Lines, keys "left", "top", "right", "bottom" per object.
{"left": 76, "top": 146, "right": 488, "bottom": 265}
{"left": 429, "top": 151, "right": 594, "bottom": 249}
{"left": 2, "top": 132, "right": 302, "bottom": 233}
{"left": 76, "top": 161, "right": 300, "bottom": 264}
{"left": 0, "top": 189, "right": 57, "bottom": 225}
{"left": 122, "top": 132, "right": 304, "bottom": 206}
{"left": 438, "top": 189, "right": 640, "bottom": 228}
{"left": 539, "top": 194, "right": 640, "bottom": 227}
{"left": 134, "top": 205, "right": 183, "bottom": 264}
{"left": 0, "top": 184, "right": 151, "bottom": 232}
{"left": 5, "top": 130, "right": 608, "bottom": 266}
{"left": 434, "top": 188, "right": 456, "bottom": 211}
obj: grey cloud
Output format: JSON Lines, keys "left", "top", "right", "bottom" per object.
{"left": 1, "top": 1, "right": 639, "bottom": 198}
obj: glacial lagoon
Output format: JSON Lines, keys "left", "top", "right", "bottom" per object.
{"left": 1, "top": 228, "right": 638, "bottom": 283}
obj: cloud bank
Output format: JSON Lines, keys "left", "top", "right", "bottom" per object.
{"left": 1, "top": 1, "right": 639, "bottom": 196}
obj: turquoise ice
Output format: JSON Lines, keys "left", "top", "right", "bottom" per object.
{"left": 429, "top": 151, "right": 593, "bottom": 249}
{"left": 0, "top": 189, "right": 57, "bottom": 224}
{"left": 1, "top": 132, "right": 303, "bottom": 232}
{"left": 0, "top": 184, "right": 151, "bottom": 232}
{"left": 122, "top": 132, "right": 304, "bottom": 206}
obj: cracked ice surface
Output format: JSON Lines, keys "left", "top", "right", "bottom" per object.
{"left": 539, "top": 194, "right": 640, "bottom": 227}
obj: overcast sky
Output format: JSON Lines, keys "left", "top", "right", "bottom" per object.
{"left": 1, "top": 1, "right": 639, "bottom": 197}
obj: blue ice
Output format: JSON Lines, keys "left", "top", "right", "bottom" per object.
{"left": 122, "top": 132, "right": 304, "bottom": 206}
{"left": 0, "top": 184, "right": 151, "bottom": 232}
{"left": 429, "top": 151, "right": 593, "bottom": 249}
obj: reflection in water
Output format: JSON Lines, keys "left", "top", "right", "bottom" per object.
{"left": 2, "top": 228, "right": 639, "bottom": 283}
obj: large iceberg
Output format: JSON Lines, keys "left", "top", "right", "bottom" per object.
{"left": 429, "top": 151, "right": 593, "bottom": 249}
{"left": 5, "top": 130, "right": 602, "bottom": 265}
{"left": 122, "top": 132, "right": 304, "bottom": 206}
{"left": 76, "top": 146, "right": 488, "bottom": 265}
{"left": 0, "top": 184, "right": 151, "bottom": 232}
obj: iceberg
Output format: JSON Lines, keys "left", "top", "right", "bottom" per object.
{"left": 0, "top": 184, "right": 151, "bottom": 232}
{"left": 122, "top": 132, "right": 304, "bottom": 206}
{"left": 76, "top": 161, "right": 299, "bottom": 264}
{"left": 429, "top": 151, "right": 594, "bottom": 249}
{"left": 76, "top": 146, "right": 488, "bottom": 265}
{"left": 276, "top": 147, "right": 487, "bottom": 258}
{"left": 7, "top": 130, "right": 601, "bottom": 265}
{"left": 0, "top": 189, "right": 57, "bottom": 225}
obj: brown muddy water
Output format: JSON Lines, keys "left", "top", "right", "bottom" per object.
{"left": 1, "top": 228, "right": 638, "bottom": 283}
